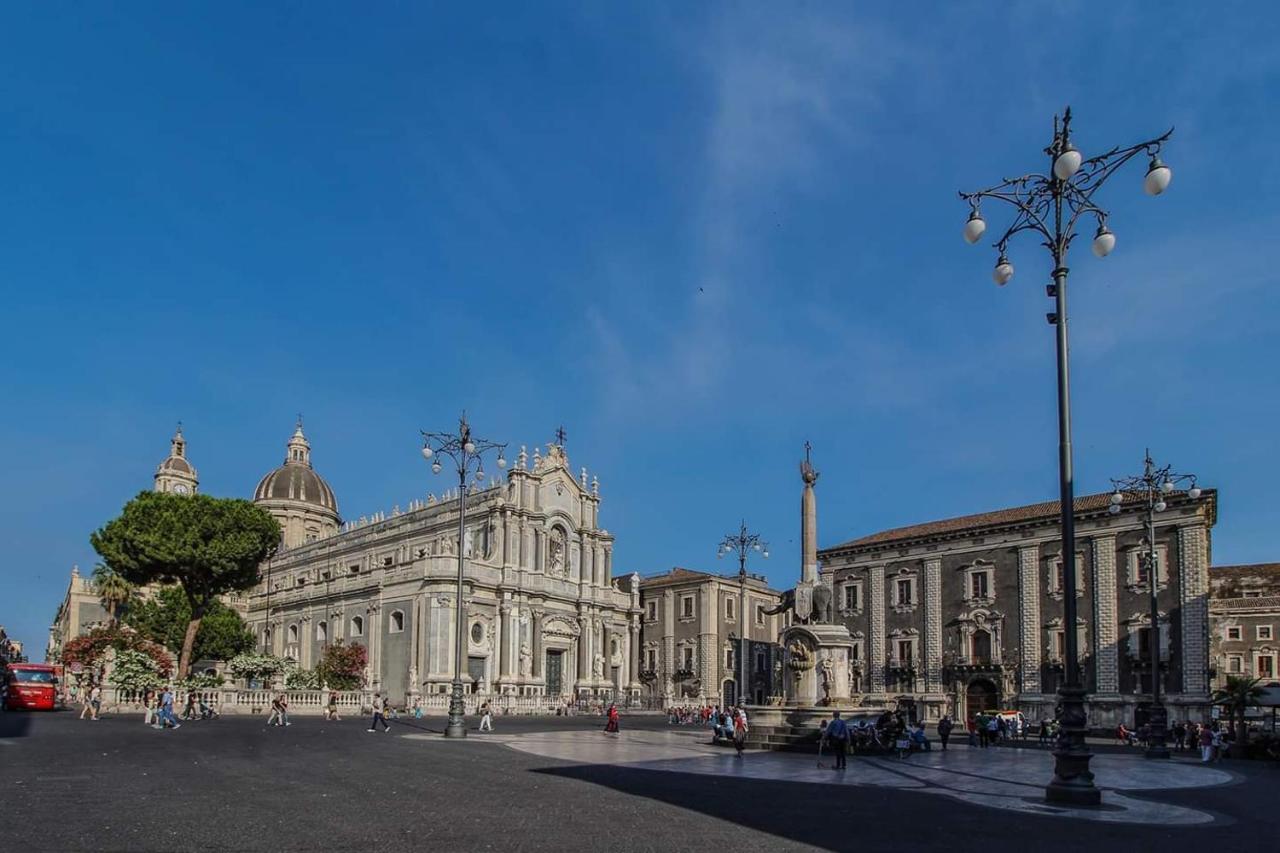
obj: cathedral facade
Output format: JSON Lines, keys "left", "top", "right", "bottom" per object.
{"left": 132, "top": 421, "right": 642, "bottom": 705}
{"left": 241, "top": 425, "right": 641, "bottom": 705}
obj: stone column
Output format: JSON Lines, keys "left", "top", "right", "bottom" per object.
{"left": 662, "top": 590, "right": 675, "bottom": 699}
{"left": 1178, "top": 524, "right": 1210, "bottom": 695}
{"left": 497, "top": 600, "right": 510, "bottom": 684}
{"left": 1019, "top": 544, "right": 1043, "bottom": 694}
{"left": 923, "top": 558, "right": 943, "bottom": 693}
{"left": 698, "top": 583, "right": 716, "bottom": 701}
{"left": 629, "top": 615, "right": 641, "bottom": 689}
{"left": 531, "top": 610, "right": 544, "bottom": 678}
{"left": 1090, "top": 536, "right": 1118, "bottom": 694}
{"left": 577, "top": 612, "right": 590, "bottom": 688}
{"left": 869, "top": 566, "right": 886, "bottom": 694}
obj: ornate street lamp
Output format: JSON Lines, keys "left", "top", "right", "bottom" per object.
{"left": 717, "top": 521, "right": 769, "bottom": 707}
{"left": 959, "top": 107, "right": 1173, "bottom": 806}
{"left": 422, "top": 412, "right": 507, "bottom": 738}
{"left": 1109, "top": 450, "right": 1201, "bottom": 759}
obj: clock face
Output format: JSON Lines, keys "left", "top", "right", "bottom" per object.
{"left": 174, "top": 484, "right": 189, "bottom": 494}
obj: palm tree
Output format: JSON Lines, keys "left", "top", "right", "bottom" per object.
{"left": 92, "top": 563, "right": 133, "bottom": 624}
{"left": 1212, "top": 675, "right": 1266, "bottom": 745}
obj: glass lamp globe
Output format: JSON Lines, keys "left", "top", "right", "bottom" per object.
{"left": 463, "top": 440, "right": 476, "bottom": 454}
{"left": 963, "top": 211, "right": 987, "bottom": 245}
{"left": 496, "top": 455, "right": 507, "bottom": 469}
{"left": 1091, "top": 226, "right": 1115, "bottom": 258}
{"left": 421, "top": 445, "right": 433, "bottom": 460}
{"left": 992, "top": 256, "right": 1014, "bottom": 286}
{"left": 1110, "top": 491, "right": 1124, "bottom": 505}
{"left": 431, "top": 461, "right": 442, "bottom": 474}
{"left": 1109, "top": 503, "right": 1121, "bottom": 515}
{"left": 474, "top": 469, "right": 485, "bottom": 482}
{"left": 1053, "top": 146, "right": 1082, "bottom": 180}
{"left": 1161, "top": 480, "right": 1174, "bottom": 494}
{"left": 762, "top": 550, "right": 770, "bottom": 559}
{"left": 1188, "top": 486, "right": 1202, "bottom": 499}
{"left": 1154, "top": 500, "right": 1167, "bottom": 512}
{"left": 1144, "top": 157, "right": 1172, "bottom": 196}
{"left": 752, "top": 543, "right": 761, "bottom": 551}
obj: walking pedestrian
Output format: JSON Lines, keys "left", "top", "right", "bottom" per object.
{"left": 324, "top": 692, "right": 341, "bottom": 721}
{"left": 160, "top": 686, "right": 179, "bottom": 729}
{"left": 142, "top": 689, "right": 155, "bottom": 726}
{"left": 937, "top": 715, "right": 953, "bottom": 751}
{"left": 603, "top": 702, "right": 621, "bottom": 736}
{"left": 826, "top": 710, "right": 850, "bottom": 769}
{"left": 182, "top": 691, "right": 197, "bottom": 721}
{"left": 368, "top": 692, "right": 390, "bottom": 732}
{"left": 89, "top": 684, "right": 102, "bottom": 721}
{"left": 731, "top": 706, "right": 747, "bottom": 755}
{"left": 478, "top": 700, "right": 493, "bottom": 732}
{"left": 79, "top": 684, "right": 95, "bottom": 720}
{"left": 267, "top": 694, "right": 284, "bottom": 727}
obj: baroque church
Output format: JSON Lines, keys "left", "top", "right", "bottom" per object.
{"left": 147, "top": 421, "right": 643, "bottom": 706}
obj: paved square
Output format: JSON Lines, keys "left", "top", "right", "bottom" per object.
{"left": 2, "top": 712, "right": 1275, "bottom": 852}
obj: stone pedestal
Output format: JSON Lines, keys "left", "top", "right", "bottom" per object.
{"left": 781, "top": 624, "right": 855, "bottom": 706}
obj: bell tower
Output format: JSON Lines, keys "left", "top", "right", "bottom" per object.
{"left": 154, "top": 423, "right": 199, "bottom": 495}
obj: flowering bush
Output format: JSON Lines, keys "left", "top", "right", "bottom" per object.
{"left": 284, "top": 668, "right": 321, "bottom": 690}
{"left": 227, "top": 652, "right": 291, "bottom": 683}
{"left": 318, "top": 641, "right": 367, "bottom": 690}
{"left": 107, "top": 649, "right": 167, "bottom": 693}
{"left": 61, "top": 624, "right": 172, "bottom": 679}
{"left": 176, "top": 672, "right": 225, "bottom": 689}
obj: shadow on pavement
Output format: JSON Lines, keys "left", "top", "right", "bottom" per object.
{"left": 0, "top": 710, "right": 37, "bottom": 738}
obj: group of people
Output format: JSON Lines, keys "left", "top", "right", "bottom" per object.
{"left": 139, "top": 687, "right": 188, "bottom": 729}
{"left": 703, "top": 705, "right": 750, "bottom": 752}
{"left": 1117, "top": 720, "right": 1229, "bottom": 762}
{"left": 966, "top": 712, "right": 1027, "bottom": 747}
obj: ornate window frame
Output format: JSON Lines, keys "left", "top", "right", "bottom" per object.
{"left": 1120, "top": 611, "right": 1169, "bottom": 661}
{"left": 889, "top": 567, "right": 918, "bottom": 614}
{"left": 961, "top": 559, "right": 997, "bottom": 607}
{"left": 679, "top": 594, "right": 696, "bottom": 622}
{"left": 1045, "top": 551, "right": 1085, "bottom": 601}
{"left": 1124, "top": 543, "right": 1170, "bottom": 593}
{"left": 956, "top": 607, "right": 1004, "bottom": 664}
{"left": 839, "top": 578, "right": 864, "bottom": 616}
{"left": 645, "top": 600, "right": 658, "bottom": 623}
{"left": 1043, "top": 616, "right": 1089, "bottom": 662}
{"left": 1258, "top": 625, "right": 1274, "bottom": 642}
{"left": 887, "top": 627, "right": 920, "bottom": 667}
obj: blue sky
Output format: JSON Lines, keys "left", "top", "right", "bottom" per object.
{"left": 2, "top": 3, "right": 1277, "bottom": 651}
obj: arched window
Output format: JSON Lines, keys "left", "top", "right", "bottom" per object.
{"left": 316, "top": 621, "right": 328, "bottom": 642}
{"left": 971, "top": 629, "right": 992, "bottom": 663}
{"left": 287, "top": 624, "right": 299, "bottom": 644}
{"left": 351, "top": 615, "right": 364, "bottom": 637}
{"left": 390, "top": 611, "right": 404, "bottom": 633}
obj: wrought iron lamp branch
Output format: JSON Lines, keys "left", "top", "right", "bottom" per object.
{"left": 1108, "top": 450, "right": 1201, "bottom": 517}
{"left": 420, "top": 413, "right": 508, "bottom": 482}
{"left": 959, "top": 107, "right": 1173, "bottom": 268}
{"left": 717, "top": 520, "right": 769, "bottom": 573}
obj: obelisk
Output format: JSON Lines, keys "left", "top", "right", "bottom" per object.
{"left": 800, "top": 441, "right": 819, "bottom": 583}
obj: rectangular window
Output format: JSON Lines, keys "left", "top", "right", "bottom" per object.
{"left": 896, "top": 639, "right": 913, "bottom": 663}
{"left": 646, "top": 601, "right": 657, "bottom": 621}
{"left": 1226, "top": 626, "right": 1242, "bottom": 641}
{"left": 1137, "top": 627, "right": 1153, "bottom": 658}
{"left": 724, "top": 648, "right": 734, "bottom": 670}
{"left": 645, "top": 649, "right": 657, "bottom": 671}
{"left": 843, "top": 584, "right": 860, "bottom": 610}
{"left": 850, "top": 642, "right": 861, "bottom": 662}
{"left": 681, "top": 596, "right": 695, "bottom": 619}
{"left": 755, "top": 604, "right": 765, "bottom": 626}
{"left": 1055, "top": 562, "right": 1066, "bottom": 591}
{"left": 971, "top": 572, "right": 989, "bottom": 599}
{"left": 1227, "top": 655, "right": 1243, "bottom": 673}
{"left": 1258, "top": 625, "right": 1274, "bottom": 641}
{"left": 1243, "top": 590, "right": 1262, "bottom": 598}
{"left": 1053, "top": 631, "right": 1066, "bottom": 659}
{"left": 725, "top": 597, "right": 736, "bottom": 620}
{"left": 1258, "top": 655, "right": 1276, "bottom": 679}
{"left": 896, "top": 579, "right": 912, "bottom": 605}
{"left": 680, "top": 647, "right": 694, "bottom": 670}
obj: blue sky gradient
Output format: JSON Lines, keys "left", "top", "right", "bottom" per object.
{"left": 2, "top": 3, "right": 1277, "bottom": 650}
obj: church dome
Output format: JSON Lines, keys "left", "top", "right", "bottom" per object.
{"left": 253, "top": 421, "right": 339, "bottom": 515}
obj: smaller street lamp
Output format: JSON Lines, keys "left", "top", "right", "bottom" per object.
{"left": 717, "top": 520, "right": 769, "bottom": 707}
{"left": 1110, "top": 449, "right": 1201, "bottom": 759}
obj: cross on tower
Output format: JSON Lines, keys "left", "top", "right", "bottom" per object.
{"left": 804, "top": 440, "right": 812, "bottom": 463}
{"left": 554, "top": 425, "right": 568, "bottom": 446}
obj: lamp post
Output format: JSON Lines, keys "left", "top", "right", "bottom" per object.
{"left": 1108, "top": 451, "right": 1201, "bottom": 759}
{"left": 422, "top": 412, "right": 507, "bottom": 738}
{"left": 717, "top": 521, "right": 769, "bottom": 707}
{"left": 959, "top": 107, "right": 1173, "bottom": 806}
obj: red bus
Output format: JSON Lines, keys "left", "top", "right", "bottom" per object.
{"left": 1, "top": 663, "right": 61, "bottom": 711}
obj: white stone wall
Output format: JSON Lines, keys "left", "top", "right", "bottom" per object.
{"left": 1090, "top": 536, "right": 1119, "bottom": 694}
{"left": 1178, "top": 524, "right": 1210, "bottom": 694}
{"left": 1017, "top": 544, "right": 1041, "bottom": 693}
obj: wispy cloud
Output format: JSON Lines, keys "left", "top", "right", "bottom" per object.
{"left": 586, "top": 8, "right": 912, "bottom": 420}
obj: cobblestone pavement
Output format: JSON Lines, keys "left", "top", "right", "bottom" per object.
{"left": 2, "top": 711, "right": 1275, "bottom": 852}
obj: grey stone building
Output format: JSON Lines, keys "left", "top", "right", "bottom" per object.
{"left": 248, "top": 426, "right": 642, "bottom": 705}
{"left": 818, "top": 489, "right": 1217, "bottom": 728}
{"left": 637, "top": 568, "right": 786, "bottom": 707}
{"left": 1210, "top": 563, "right": 1280, "bottom": 688}
{"left": 46, "top": 565, "right": 108, "bottom": 662}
